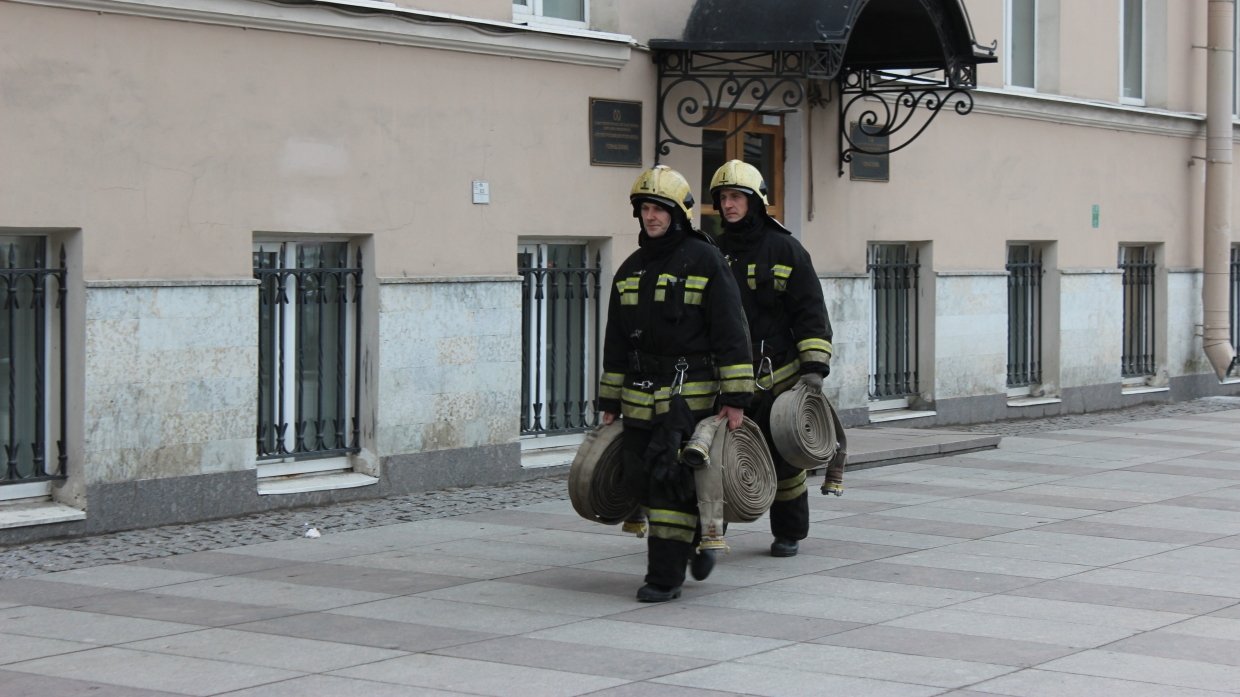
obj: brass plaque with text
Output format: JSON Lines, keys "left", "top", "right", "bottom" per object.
{"left": 590, "top": 98, "right": 642, "bottom": 167}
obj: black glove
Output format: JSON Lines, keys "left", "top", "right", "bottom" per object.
{"left": 651, "top": 459, "right": 696, "bottom": 502}
{"left": 646, "top": 393, "right": 698, "bottom": 502}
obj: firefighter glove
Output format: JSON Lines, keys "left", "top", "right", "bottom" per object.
{"left": 796, "top": 372, "right": 824, "bottom": 393}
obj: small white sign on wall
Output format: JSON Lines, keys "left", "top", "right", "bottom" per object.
{"left": 472, "top": 180, "right": 490, "bottom": 204}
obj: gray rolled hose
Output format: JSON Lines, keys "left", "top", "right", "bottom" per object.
{"left": 568, "top": 421, "right": 639, "bottom": 524}
{"left": 710, "top": 416, "right": 777, "bottom": 523}
{"left": 769, "top": 382, "right": 847, "bottom": 495}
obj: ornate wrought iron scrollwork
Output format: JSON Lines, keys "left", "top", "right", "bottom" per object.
{"left": 837, "top": 67, "right": 976, "bottom": 176}
{"left": 654, "top": 49, "right": 839, "bottom": 161}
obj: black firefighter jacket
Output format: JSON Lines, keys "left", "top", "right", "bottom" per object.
{"left": 716, "top": 215, "right": 833, "bottom": 393}
{"left": 598, "top": 229, "right": 754, "bottom": 428}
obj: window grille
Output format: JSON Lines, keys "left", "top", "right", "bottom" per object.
{"left": 1230, "top": 246, "right": 1239, "bottom": 377}
{"left": 868, "top": 243, "right": 920, "bottom": 400}
{"left": 253, "top": 242, "right": 362, "bottom": 462}
{"left": 1120, "top": 245, "right": 1156, "bottom": 378}
{"left": 519, "top": 244, "right": 601, "bottom": 437}
{"left": 1, "top": 237, "right": 67, "bottom": 486}
{"left": 1007, "top": 244, "right": 1043, "bottom": 388}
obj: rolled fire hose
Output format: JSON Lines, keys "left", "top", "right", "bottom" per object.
{"left": 568, "top": 420, "right": 639, "bottom": 525}
{"left": 685, "top": 415, "right": 777, "bottom": 534}
{"left": 769, "top": 382, "right": 848, "bottom": 496}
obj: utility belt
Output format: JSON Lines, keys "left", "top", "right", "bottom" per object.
{"left": 627, "top": 350, "right": 715, "bottom": 376}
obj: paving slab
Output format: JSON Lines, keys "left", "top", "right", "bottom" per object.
{"left": 2, "top": 403, "right": 1240, "bottom": 696}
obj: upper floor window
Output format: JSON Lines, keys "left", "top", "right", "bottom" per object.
{"left": 1121, "top": 0, "right": 1145, "bottom": 103}
{"left": 514, "top": 0, "right": 587, "bottom": 28}
{"left": 1006, "top": 0, "right": 1036, "bottom": 90}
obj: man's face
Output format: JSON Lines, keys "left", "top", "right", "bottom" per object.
{"left": 718, "top": 189, "right": 749, "bottom": 223}
{"left": 640, "top": 202, "right": 673, "bottom": 238}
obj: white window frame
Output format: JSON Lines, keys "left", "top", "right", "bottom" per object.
{"left": 252, "top": 239, "right": 360, "bottom": 478}
{"left": 1120, "top": 0, "right": 1146, "bottom": 105}
{"left": 1005, "top": 0, "right": 1037, "bottom": 91}
{"left": 513, "top": 0, "right": 588, "bottom": 29}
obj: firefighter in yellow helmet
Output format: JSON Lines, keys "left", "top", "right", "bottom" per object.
{"left": 710, "top": 159, "right": 834, "bottom": 558}
{"left": 598, "top": 164, "right": 754, "bottom": 602}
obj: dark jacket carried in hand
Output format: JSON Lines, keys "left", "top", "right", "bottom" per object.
{"left": 716, "top": 213, "right": 833, "bottom": 393}
{"left": 598, "top": 227, "right": 753, "bottom": 428}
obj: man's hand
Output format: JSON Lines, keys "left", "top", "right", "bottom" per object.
{"left": 601, "top": 411, "right": 618, "bottom": 425}
{"left": 718, "top": 405, "right": 744, "bottom": 431}
{"left": 796, "top": 372, "right": 824, "bottom": 393}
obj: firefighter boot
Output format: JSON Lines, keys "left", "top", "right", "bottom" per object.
{"left": 770, "top": 537, "right": 799, "bottom": 557}
{"left": 636, "top": 584, "right": 682, "bottom": 602}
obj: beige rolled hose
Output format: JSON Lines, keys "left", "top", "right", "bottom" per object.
{"left": 707, "top": 416, "right": 777, "bottom": 523}
{"left": 568, "top": 421, "right": 639, "bottom": 525}
{"left": 769, "top": 382, "right": 848, "bottom": 495}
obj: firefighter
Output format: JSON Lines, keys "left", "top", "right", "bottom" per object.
{"left": 598, "top": 164, "right": 754, "bottom": 602}
{"left": 709, "top": 159, "right": 833, "bottom": 558}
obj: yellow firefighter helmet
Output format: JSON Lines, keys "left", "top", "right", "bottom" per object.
{"left": 709, "top": 159, "right": 770, "bottom": 207}
{"left": 630, "top": 165, "right": 695, "bottom": 221}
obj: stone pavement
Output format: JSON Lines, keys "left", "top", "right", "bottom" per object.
{"left": 2, "top": 397, "right": 1240, "bottom": 695}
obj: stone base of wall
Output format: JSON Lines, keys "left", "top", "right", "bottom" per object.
{"left": 0, "top": 443, "right": 533, "bottom": 545}
{"left": 1170, "top": 372, "right": 1240, "bottom": 401}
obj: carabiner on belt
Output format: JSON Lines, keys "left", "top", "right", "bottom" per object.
{"left": 670, "top": 357, "right": 689, "bottom": 396}
{"left": 754, "top": 339, "right": 774, "bottom": 391}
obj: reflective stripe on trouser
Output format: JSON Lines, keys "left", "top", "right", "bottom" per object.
{"left": 775, "top": 469, "right": 807, "bottom": 501}
{"left": 648, "top": 507, "right": 698, "bottom": 544}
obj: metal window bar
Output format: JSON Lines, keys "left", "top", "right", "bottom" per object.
{"left": 1120, "top": 246, "right": 1156, "bottom": 378}
{"left": 1230, "top": 246, "right": 1240, "bottom": 377}
{"left": 519, "top": 246, "right": 601, "bottom": 436}
{"left": 1, "top": 239, "right": 68, "bottom": 485}
{"left": 253, "top": 243, "right": 362, "bottom": 462}
{"left": 1006, "top": 245, "right": 1043, "bottom": 387}
{"left": 868, "top": 243, "right": 920, "bottom": 399}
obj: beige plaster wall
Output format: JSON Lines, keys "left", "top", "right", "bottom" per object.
{"left": 0, "top": 2, "right": 655, "bottom": 281}
{"left": 800, "top": 104, "right": 1207, "bottom": 273}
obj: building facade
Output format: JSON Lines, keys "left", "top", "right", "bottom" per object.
{"left": 1, "top": 0, "right": 1237, "bottom": 542}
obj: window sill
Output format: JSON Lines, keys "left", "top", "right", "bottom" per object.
{"left": 1007, "top": 396, "right": 1062, "bottom": 408}
{"left": 521, "top": 443, "right": 579, "bottom": 469}
{"left": 1121, "top": 385, "right": 1169, "bottom": 395}
{"left": 868, "top": 408, "right": 937, "bottom": 423}
{"left": 258, "top": 471, "right": 378, "bottom": 496}
{"left": 15, "top": 0, "right": 633, "bottom": 69}
{"left": 0, "top": 499, "right": 85, "bottom": 530}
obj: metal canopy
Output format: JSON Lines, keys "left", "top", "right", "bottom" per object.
{"left": 648, "top": 0, "right": 997, "bottom": 172}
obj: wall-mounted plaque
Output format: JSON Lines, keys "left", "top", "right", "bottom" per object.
{"left": 590, "top": 98, "right": 642, "bottom": 167}
{"left": 849, "top": 122, "right": 890, "bottom": 182}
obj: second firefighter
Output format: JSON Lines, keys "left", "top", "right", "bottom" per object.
{"left": 709, "top": 159, "right": 835, "bottom": 558}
